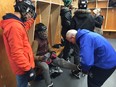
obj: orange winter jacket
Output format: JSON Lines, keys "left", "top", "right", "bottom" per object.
{"left": 0, "top": 13, "right": 35, "bottom": 75}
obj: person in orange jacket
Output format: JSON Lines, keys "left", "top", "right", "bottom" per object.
{"left": 0, "top": 0, "right": 37, "bottom": 87}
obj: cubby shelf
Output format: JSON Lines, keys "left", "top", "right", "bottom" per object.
{"left": 35, "top": 0, "right": 78, "bottom": 45}
{"left": 37, "top": 0, "right": 50, "bottom": 3}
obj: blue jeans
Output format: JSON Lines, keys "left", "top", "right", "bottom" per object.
{"left": 16, "top": 73, "right": 28, "bottom": 87}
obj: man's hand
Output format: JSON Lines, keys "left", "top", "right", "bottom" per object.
{"left": 26, "top": 68, "right": 36, "bottom": 82}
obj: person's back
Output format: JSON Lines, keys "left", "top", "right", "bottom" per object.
{"left": 60, "top": 6, "right": 72, "bottom": 38}
{"left": 72, "top": 9, "right": 95, "bottom": 31}
{"left": 76, "top": 29, "right": 116, "bottom": 70}
{"left": 71, "top": 0, "right": 95, "bottom": 31}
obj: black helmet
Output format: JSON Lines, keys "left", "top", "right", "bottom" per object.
{"left": 14, "top": 0, "right": 35, "bottom": 21}
{"left": 35, "top": 23, "right": 47, "bottom": 40}
{"left": 35, "top": 23, "right": 47, "bottom": 32}
{"left": 78, "top": 0, "right": 88, "bottom": 9}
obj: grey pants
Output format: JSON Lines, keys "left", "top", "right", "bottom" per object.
{"left": 36, "top": 57, "right": 77, "bottom": 86}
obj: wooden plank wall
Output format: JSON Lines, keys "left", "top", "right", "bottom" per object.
{"left": 0, "top": 0, "right": 17, "bottom": 87}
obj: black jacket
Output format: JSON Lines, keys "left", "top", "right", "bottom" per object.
{"left": 94, "top": 15, "right": 104, "bottom": 28}
{"left": 71, "top": 9, "right": 95, "bottom": 31}
{"left": 60, "top": 7, "right": 72, "bottom": 38}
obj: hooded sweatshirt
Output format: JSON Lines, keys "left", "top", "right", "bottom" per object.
{"left": 0, "top": 13, "right": 35, "bottom": 75}
{"left": 76, "top": 29, "right": 116, "bottom": 72}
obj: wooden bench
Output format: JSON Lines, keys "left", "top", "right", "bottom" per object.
{"left": 103, "top": 29, "right": 116, "bottom": 38}
{"left": 103, "top": 30, "right": 116, "bottom": 32}
{"left": 51, "top": 47, "right": 64, "bottom": 56}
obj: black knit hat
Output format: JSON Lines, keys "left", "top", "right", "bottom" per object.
{"left": 35, "top": 23, "right": 47, "bottom": 32}
{"left": 78, "top": 0, "right": 88, "bottom": 9}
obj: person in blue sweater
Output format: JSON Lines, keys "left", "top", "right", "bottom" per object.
{"left": 66, "top": 29, "right": 116, "bottom": 87}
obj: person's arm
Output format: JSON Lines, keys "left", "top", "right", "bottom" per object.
{"left": 24, "top": 11, "right": 37, "bottom": 31}
{"left": 95, "top": 16, "right": 104, "bottom": 28}
{"left": 79, "top": 37, "right": 94, "bottom": 73}
{"left": 8, "top": 26, "right": 31, "bottom": 71}
{"left": 70, "top": 16, "right": 76, "bottom": 29}
{"left": 31, "top": 40, "right": 43, "bottom": 61}
{"left": 24, "top": 18, "right": 34, "bottom": 31}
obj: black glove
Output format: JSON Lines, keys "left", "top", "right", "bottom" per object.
{"left": 26, "top": 68, "right": 36, "bottom": 82}
{"left": 50, "top": 51, "right": 57, "bottom": 60}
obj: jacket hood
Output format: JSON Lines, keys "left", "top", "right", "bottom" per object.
{"left": 76, "top": 29, "right": 90, "bottom": 42}
{"left": 0, "top": 13, "right": 23, "bottom": 30}
{"left": 74, "top": 9, "right": 91, "bottom": 19}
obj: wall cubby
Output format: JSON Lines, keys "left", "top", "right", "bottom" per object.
{"left": 88, "top": 0, "right": 116, "bottom": 38}
{"left": 50, "top": 5, "right": 60, "bottom": 45}
{"left": 105, "top": 8, "right": 116, "bottom": 30}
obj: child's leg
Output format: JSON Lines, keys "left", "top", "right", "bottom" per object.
{"left": 37, "top": 62, "right": 52, "bottom": 86}
{"left": 52, "top": 57, "right": 77, "bottom": 70}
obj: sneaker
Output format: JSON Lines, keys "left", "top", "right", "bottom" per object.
{"left": 48, "top": 82, "right": 53, "bottom": 87}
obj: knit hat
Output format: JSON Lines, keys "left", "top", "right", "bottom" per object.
{"left": 78, "top": 0, "right": 88, "bottom": 9}
{"left": 63, "top": 0, "right": 72, "bottom": 7}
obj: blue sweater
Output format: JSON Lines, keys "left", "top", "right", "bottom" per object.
{"left": 76, "top": 29, "right": 116, "bottom": 71}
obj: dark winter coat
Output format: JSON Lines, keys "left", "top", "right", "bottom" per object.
{"left": 60, "top": 7, "right": 72, "bottom": 38}
{"left": 71, "top": 9, "right": 95, "bottom": 31}
{"left": 94, "top": 15, "right": 104, "bottom": 28}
